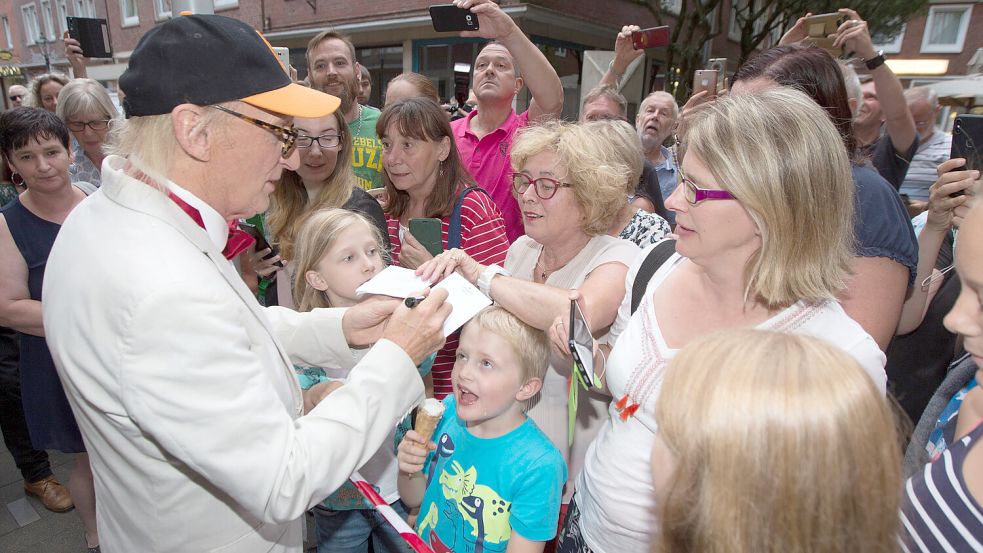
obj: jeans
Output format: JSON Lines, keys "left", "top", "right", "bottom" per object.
{"left": 313, "top": 500, "right": 414, "bottom": 553}
{"left": 0, "top": 326, "right": 51, "bottom": 483}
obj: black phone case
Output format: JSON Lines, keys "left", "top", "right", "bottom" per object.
{"left": 952, "top": 115, "right": 983, "bottom": 173}
{"left": 67, "top": 17, "right": 112, "bottom": 58}
{"left": 429, "top": 5, "right": 479, "bottom": 32}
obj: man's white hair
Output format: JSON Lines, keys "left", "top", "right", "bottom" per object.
{"left": 904, "top": 86, "right": 939, "bottom": 108}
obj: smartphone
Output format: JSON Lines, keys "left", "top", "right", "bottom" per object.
{"left": 408, "top": 218, "right": 444, "bottom": 256}
{"left": 272, "top": 46, "right": 290, "bottom": 75}
{"left": 569, "top": 299, "right": 595, "bottom": 387}
{"left": 804, "top": 12, "right": 847, "bottom": 38}
{"left": 67, "top": 17, "right": 112, "bottom": 59}
{"left": 429, "top": 4, "right": 479, "bottom": 33}
{"left": 802, "top": 12, "right": 847, "bottom": 57}
{"left": 950, "top": 114, "right": 983, "bottom": 197}
{"left": 693, "top": 70, "right": 718, "bottom": 96}
{"left": 631, "top": 26, "right": 670, "bottom": 50}
{"left": 238, "top": 222, "right": 284, "bottom": 268}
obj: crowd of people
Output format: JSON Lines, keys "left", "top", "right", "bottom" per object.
{"left": 0, "top": 1, "right": 979, "bottom": 552}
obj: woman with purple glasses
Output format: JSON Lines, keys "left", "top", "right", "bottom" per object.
{"left": 552, "top": 88, "right": 887, "bottom": 553}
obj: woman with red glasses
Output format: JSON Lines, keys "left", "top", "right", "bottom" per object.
{"left": 549, "top": 88, "right": 888, "bottom": 553}
{"left": 417, "top": 120, "right": 640, "bottom": 521}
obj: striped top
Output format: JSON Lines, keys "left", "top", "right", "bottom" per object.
{"left": 899, "top": 131, "right": 952, "bottom": 202}
{"left": 901, "top": 419, "right": 983, "bottom": 552}
{"left": 387, "top": 189, "right": 510, "bottom": 398}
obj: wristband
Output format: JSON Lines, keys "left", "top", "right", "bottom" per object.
{"left": 478, "top": 264, "right": 510, "bottom": 297}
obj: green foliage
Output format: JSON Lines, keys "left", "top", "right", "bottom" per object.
{"left": 630, "top": 0, "right": 928, "bottom": 103}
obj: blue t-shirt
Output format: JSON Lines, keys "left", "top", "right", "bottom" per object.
{"left": 852, "top": 164, "right": 918, "bottom": 286}
{"left": 417, "top": 395, "right": 566, "bottom": 552}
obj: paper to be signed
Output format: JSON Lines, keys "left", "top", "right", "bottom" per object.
{"left": 355, "top": 266, "right": 491, "bottom": 336}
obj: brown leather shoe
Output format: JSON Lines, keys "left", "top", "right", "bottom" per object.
{"left": 24, "top": 475, "right": 74, "bottom": 512}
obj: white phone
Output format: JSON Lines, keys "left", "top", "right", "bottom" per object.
{"left": 272, "top": 47, "right": 290, "bottom": 75}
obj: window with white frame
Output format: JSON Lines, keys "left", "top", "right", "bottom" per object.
{"left": 40, "top": 0, "right": 55, "bottom": 41}
{"left": 2, "top": 17, "right": 12, "bottom": 49}
{"left": 75, "top": 0, "right": 95, "bottom": 18}
{"left": 56, "top": 0, "right": 68, "bottom": 35}
{"left": 120, "top": 0, "right": 138, "bottom": 27}
{"left": 21, "top": 4, "right": 40, "bottom": 45}
{"left": 154, "top": 0, "right": 171, "bottom": 20}
{"left": 921, "top": 4, "right": 971, "bottom": 54}
{"left": 873, "top": 24, "right": 906, "bottom": 55}
{"left": 214, "top": 0, "right": 239, "bottom": 10}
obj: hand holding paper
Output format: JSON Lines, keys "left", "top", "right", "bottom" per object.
{"left": 356, "top": 266, "right": 491, "bottom": 336}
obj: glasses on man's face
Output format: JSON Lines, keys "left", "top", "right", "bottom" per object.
{"left": 9, "top": 95, "right": 23, "bottom": 102}
{"left": 675, "top": 169, "right": 735, "bottom": 205}
{"left": 67, "top": 119, "right": 111, "bottom": 132}
{"left": 511, "top": 173, "right": 572, "bottom": 200}
{"left": 210, "top": 104, "right": 298, "bottom": 158}
{"left": 295, "top": 132, "right": 343, "bottom": 150}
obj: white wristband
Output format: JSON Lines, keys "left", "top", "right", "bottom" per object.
{"left": 478, "top": 264, "right": 510, "bottom": 297}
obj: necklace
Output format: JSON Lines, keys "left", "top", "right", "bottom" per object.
{"left": 535, "top": 248, "right": 573, "bottom": 281}
{"left": 350, "top": 102, "right": 363, "bottom": 136}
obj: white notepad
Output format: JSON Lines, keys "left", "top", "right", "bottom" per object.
{"left": 356, "top": 266, "right": 491, "bottom": 336}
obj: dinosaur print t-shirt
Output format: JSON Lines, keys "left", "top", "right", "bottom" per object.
{"left": 418, "top": 395, "right": 566, "bottom": 552}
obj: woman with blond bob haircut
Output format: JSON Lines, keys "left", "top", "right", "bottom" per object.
{"left": 509, "top": 121, "right": 630, "bottom": 235}
{"left": 417, "top": 120, "right": 641, "bottom": 507}
{"left": 584, "top": 119, "right": 671, "bottom": 247}
{"left": 653, "top": 329, "right": 902, "bottom": 553}
{"left": 682, "top": 87, "right": 855, "bottom": 308}
{"left": 554, "top": 88, "right": 886, "bottom": 553}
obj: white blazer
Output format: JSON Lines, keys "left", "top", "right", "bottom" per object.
{"left": 43, "top": 157, "right": 425, "bottom": 552}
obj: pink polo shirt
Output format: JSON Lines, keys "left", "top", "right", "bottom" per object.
{"left": 451, "top": 108, "right": 530, "bottom": 243}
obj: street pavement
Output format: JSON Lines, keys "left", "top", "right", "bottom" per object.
{"left": 0, "top": 448, "right": 83, "bottom": 553}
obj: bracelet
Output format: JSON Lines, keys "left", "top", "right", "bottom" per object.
{"left": 607, "top": 60, "right": 624, "bottom": 82}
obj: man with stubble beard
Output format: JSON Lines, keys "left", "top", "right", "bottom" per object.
{"left": 306, "top": 31, "right": 384, "bottom": 190}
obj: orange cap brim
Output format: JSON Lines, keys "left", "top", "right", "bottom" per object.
{"left": 242, "top": 82, "right": 340, "bottom": 118}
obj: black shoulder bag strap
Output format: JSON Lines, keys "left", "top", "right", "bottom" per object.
{"left": 630, "top": 239, "right": 676, "bottom": 315}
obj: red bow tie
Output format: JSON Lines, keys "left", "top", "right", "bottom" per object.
{"left": 167, "top": 192, "right": 255, "bottom": 260}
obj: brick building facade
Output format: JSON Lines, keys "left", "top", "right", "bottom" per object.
{"left": 0, "top": 1, "right": 979, "bottom": 113}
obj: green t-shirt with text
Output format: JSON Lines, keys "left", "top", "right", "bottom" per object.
{"left": 351, "top": 105, "right": 383, "bottom": 190}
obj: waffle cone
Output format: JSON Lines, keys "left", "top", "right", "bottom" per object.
{"left": 414, "top": 413, "right": 442, "bottom": 443}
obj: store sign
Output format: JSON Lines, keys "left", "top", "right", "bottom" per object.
{"left": 0, "top": 65, "right": 22, "bottom": 76}
{"left": 0, "top": 51, "right": 12, "bottom": 61}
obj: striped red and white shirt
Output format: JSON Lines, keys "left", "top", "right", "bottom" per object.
{"left": 387, "top": 190, "right": 509, "bottom": 399}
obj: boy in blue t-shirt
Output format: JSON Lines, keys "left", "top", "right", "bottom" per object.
{"left": 397, "top": 306, "right": 566, "bottom": 553}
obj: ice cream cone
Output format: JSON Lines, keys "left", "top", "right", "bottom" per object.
{"left": 414, "top": 398, "right": 445, "bottom": 443}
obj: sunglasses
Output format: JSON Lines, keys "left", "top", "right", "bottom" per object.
{"left": 9, "top": 95, "right": 24, "bottom": 101}
{"left": 210, "top": 105, "right": 298, "bottom": 158}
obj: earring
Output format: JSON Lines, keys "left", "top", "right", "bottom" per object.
{"left": 438, "top": 160, "right": 445, "bottom": 177}
{"left": 10, "top": 172, "right": 24, "bottom": 188}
